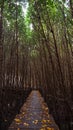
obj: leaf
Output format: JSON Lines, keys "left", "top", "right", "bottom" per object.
{"left": 46, "top": 127, "right": 54, "bottom": 130}
{"left": 47, "top": 120, "right": 52, "bottom": 123}
{"left": 40, "top": 128, "right": 45, "bottom": 130}
{"left": 45, "top": 107, "right": 48, "bottom": 110}
{"left": 42, "top": 124, "right": 47, "bottom": 128}
{"left": 32, "top": 120, "right": 38, "bottom": 124}
{"left": 42, "top": 119, "right": 47, "bottom": 123}
{"left": 23, "top": 122, "right": 29, "bottom": 126}
{"left": 14, "top": 118, "right": 21, "bottom": 123}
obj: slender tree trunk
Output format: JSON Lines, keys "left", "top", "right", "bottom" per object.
{"left": 0, "top": 0, "right": 4, "bottom": 128}
{"left": 0, "top": 0, "right": 4, "bottom": 89}
{"left": 15, "top": 1, "right": 19, "bottom": 88}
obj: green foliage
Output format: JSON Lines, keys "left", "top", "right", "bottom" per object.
{"left": 2, "top": 0, "right": 73, "bottom": 59}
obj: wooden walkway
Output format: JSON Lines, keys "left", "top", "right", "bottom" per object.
{"left": 8, "top": 91, "right": 59, "bottom": 130}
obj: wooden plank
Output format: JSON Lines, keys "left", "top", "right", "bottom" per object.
{"left": 9, "top": 90, "right": 59, "bottom": 130}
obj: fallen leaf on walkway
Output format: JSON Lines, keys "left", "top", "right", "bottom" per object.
{"left": 47, "top": 127, "right": 54, "bottom": 130}
{"left": 22, "top": 112, "right": 25, "bottom": 115}
{"left": 32, "top": 120, "right": 38, "bottom": 124}
{"left": 23, "top": 122, "right": 29, "bottom": 126}
{"left": 42, "top": 124, "right": 47, "bottom": 127}
{"left": 47, "top": 120, "right": 52, "bottom": 123}
{"left": 45, "top": 107, "right": 48, "bottom": 111}
{"left": 40, "top": 128, "right": 46, "bottom": 130}
{"left": 14, "top": 118, "right": 21, "bottom": 123}
{"left": 42, "top": 119, "right": 47, "bottom": 123}
{"left": 40, "top": 127, "right": 54, "bottom": 130}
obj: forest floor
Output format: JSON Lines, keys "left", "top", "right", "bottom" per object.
{"left": 8, "top": 90, "right": 59, "bottom": 130}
